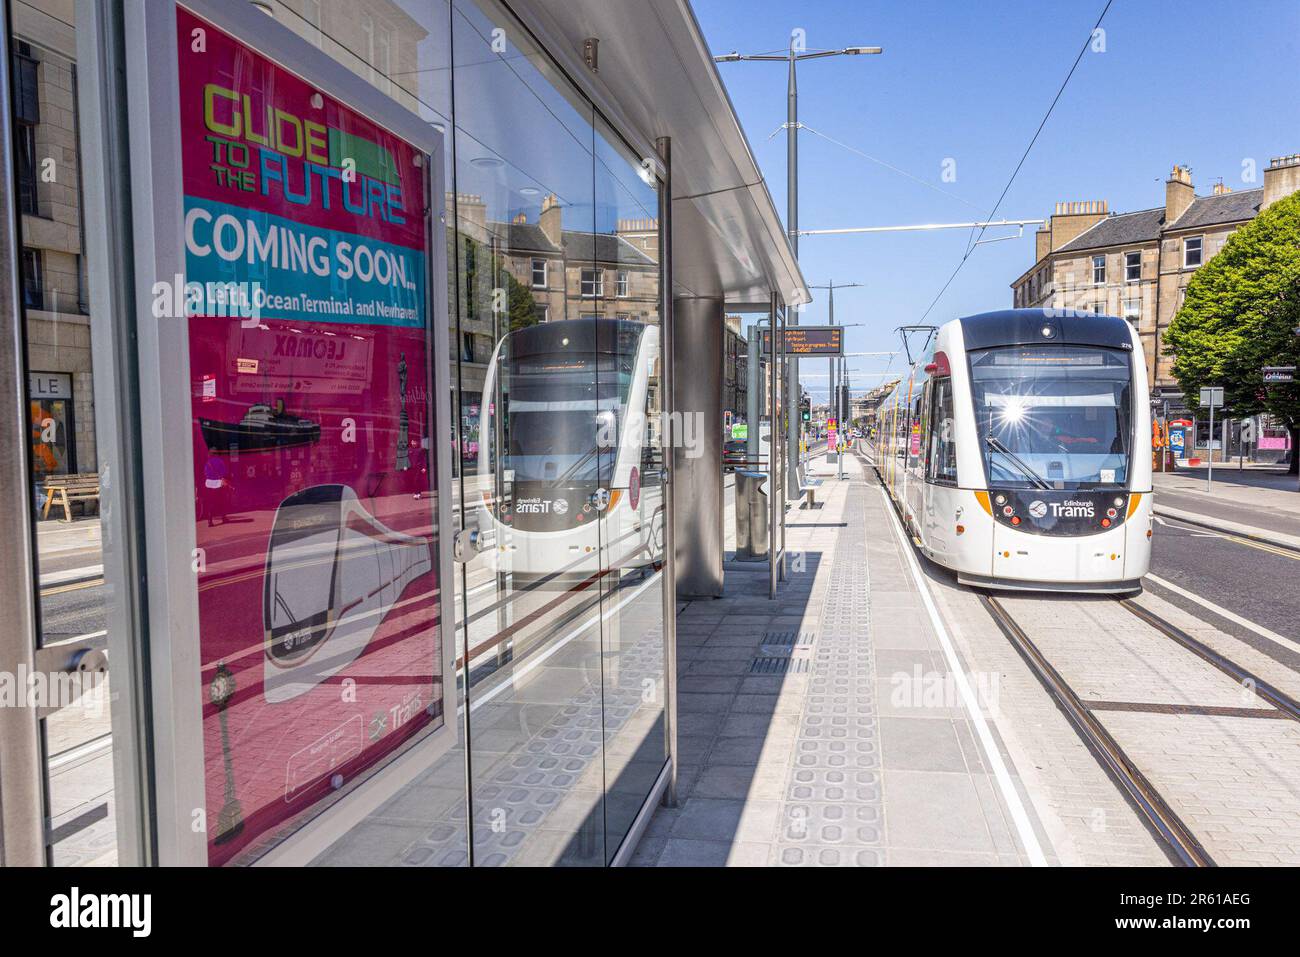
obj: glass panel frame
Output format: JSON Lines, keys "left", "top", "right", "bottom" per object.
{"left": 114, "top": 0, "right": 457, "bottom": 866}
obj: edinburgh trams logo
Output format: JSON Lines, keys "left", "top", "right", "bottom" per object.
{"left": 1028, "top": 500, "right": 1049, "bottom": 519}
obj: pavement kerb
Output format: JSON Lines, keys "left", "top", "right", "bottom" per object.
{"left": 1153, "top": 503, "right": 1300, "bottom": 555}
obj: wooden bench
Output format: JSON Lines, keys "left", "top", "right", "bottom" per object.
{"left": 42, "top": 473, "right": 100, "bottom": 523}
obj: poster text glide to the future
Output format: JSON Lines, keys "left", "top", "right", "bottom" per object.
{"left": 176, "top": 7, "right": 442, "bottom": 866}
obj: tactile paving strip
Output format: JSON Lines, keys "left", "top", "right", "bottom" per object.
{"left": 388, "top": 602, "right": 669, "bottom": 867}
{"left": 772, "top": 484, "right": 884, "bottom": 866}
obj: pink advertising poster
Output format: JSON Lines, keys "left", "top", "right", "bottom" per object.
{"left": 175, "top": 7, "right": 443, "bottom": 865}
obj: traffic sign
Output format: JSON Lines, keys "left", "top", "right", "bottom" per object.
{"left": 1263, "top": 366, "right": 1296, "bottom": 383}
{"left": 1199, "top": 386, "right": 1224, "bottom": 407}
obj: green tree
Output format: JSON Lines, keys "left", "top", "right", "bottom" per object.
{"left": 448, "top": 231, "right": 541, "bottom": 335}
{"left": 1165, "top": 191, "right": 1300, "bottom": 473}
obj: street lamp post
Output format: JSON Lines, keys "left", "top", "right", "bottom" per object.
{"left": 809, "top": 280, "right": 864, "bottom": 478}
{"left": 716, "top": 39, "right": 881, "bottom": 497}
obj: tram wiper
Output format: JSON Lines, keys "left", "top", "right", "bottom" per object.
{"left": 557, "top": 445, "right": 603, "bottom": 483}
{"left": 984, "top": 435, "right": 1052, "bottom": 491}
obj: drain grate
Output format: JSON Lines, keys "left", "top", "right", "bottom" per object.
{"left": 763, "top": 631, "right": 817, "bottom": 647}
{"left": 750, "top": 656, "right": 811, "bottom": 674}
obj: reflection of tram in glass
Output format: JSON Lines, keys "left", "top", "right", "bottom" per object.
{"left": 476, "top": 318, "right": 664, "bottom": 584}
{"left": 873, "top": 309, "right": 1152, "bottom": 593}
{"left": 263, "top": 484, "right": 433, "bottom": 702}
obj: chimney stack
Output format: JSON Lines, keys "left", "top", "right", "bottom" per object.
{"left": 1263, "top": 154, "right": 1300, "bottom": 209}
{"left": 1165, "top": 165, "right": 1194, "bottom": 222}
{"left": 1212, "top": 179, "right": 1232, "bottom": 196}
{"left": 1042, "top": 199, "right": 1109, "bottom": 256}
{"left": 538, "top": 193, "right": 563, "bottom": 247}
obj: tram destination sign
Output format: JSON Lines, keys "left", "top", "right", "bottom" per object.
{"left": 1263, "top": 366, "right": 1296, "bottom": 383}
{"left": 760, "top": 325, "right": 844, "bottom": 356}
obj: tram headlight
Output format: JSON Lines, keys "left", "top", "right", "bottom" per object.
{"left": 1106, "top": 507, "right": 1118, "bottom": 519}
{"left": 995, "top": 494, "right": 1007, "bottom": 506}
{"left": 1113, "top": 496, "right": 1125, "bottom": 508}
{"left": 1001, "top": 505, "right": 1013, "bottom": 517}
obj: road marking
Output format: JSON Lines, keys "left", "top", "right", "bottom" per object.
{"left": 49, "top": 733, "right": 113, "bottom": 771}
{"left": 46, "top": 629, "right": 108, "bottom": 647}
{"left": 1144, "top": 573, "right": 1300, "bottom": 657}
{"left": 878, "top": 484, "right": 1049, "bottom": 867}
{"left": 1223, "top": 534, "right": 1300, "bottom": 560}
{"left": 40, "top": 577, "right": 104, "bottom": 597}
{"left": 1159, "top": 515, "right": 1300, "bottom": 559}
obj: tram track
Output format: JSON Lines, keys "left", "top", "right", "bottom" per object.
{"left": 978, "top": 590, "right": 1300, "bottom": 868}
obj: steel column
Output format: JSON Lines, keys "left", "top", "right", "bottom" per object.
{"left": 656, "top": 136, "right": 678, "bottom": 806}
{"left": 75, "top": 0, "right": 156, "bottom": 864}
{"left": 0, "top": 6, "right": 47, "bottom": 867}
{"left": 746, "top": 324, "right": 760, "bottom": 466}
{"left": 784, "top": 50, "right": 800, "bottom": 501}
{"left": 671, "top": 295, "right": 725, "bottom": 597}
{"left": 768, "top": 292, "right": 779, "bottom": 600}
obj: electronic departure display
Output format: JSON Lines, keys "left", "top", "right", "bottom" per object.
{"left": 760, "top": 325, "right": 844, "bottom": 356}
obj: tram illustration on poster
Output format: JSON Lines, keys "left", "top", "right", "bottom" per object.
{"left": 175, "top": 7, "right": 443, "bottom": 865}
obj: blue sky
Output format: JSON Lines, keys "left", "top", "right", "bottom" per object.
{"left": 694, "top": 0, "right": 1300, "bottom": 398}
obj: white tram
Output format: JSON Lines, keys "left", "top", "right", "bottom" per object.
{"left": 872, "top": 309, "right": 1152, "bottom": 593}
{"left": 474, "top": 318, "right": 665, "bottom": 585}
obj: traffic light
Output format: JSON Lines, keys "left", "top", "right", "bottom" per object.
{"left": 801, "top": 396, "right": 811, "bottom": 422}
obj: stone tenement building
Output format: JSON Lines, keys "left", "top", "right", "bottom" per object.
{"left": 1011, "top": 155, "right": 1300, "bottom": 403}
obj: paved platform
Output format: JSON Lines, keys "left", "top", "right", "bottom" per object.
{"left": 632, "top": 453, "right": 1050, "bottom": 866}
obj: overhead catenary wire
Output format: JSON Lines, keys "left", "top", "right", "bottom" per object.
{"left": 915, "top": 0, "right": 1116, "bottom": 326}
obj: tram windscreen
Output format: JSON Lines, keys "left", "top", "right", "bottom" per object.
{"left": 968, "top": 345, "right": 1133, "bottom": 489}
{"left": 488, "top": 321, "right": 645, "bottom": 485}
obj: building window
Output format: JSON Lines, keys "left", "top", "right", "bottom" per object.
{"left": 533, "top": 303, "right": 549, "bottom": 324}
{"left": 460, "top": 332, "right": 475, "bottom": 363}
{"left": 15, "top": 123, "right": 38, "bottom": 216}
{"left": 531, "top": 258, "right": 547, "bottom": 288}
{"left": 21, "top": 248, "right": 43, "bottom": 310}
{"left": 1123, "top": 297, "right": 1141, "bottom": 323}
{"left": 1124, "top": 251, "right": 1141, "bottom": 283}
{"left": 580, "top": 268, "right": 602, "bottom": 298}
{"left": 1184, "top": 236, "right": 1203, "bottom": 268}
{"left": 616, "top": 270, "right": 629, "bottom": 298}
{"left": 13, "top": 49, "right": 40, "bottom": 216}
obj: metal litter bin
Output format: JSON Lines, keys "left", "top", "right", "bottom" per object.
{"left": 734, "top": 469, "right": 769, "bottom": 561}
